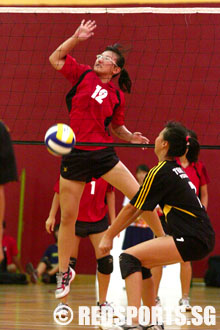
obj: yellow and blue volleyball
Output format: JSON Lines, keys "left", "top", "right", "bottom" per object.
{"left": 44, "top": 123, "right": 76, "bottom": 156}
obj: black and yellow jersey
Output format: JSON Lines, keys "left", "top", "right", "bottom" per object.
{"left": 130, "top": 160, "right": 214, "bottom": 246}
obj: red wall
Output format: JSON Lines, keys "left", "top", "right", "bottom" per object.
{"left": 1, "top": 11, "right": 220, "bottom": 277}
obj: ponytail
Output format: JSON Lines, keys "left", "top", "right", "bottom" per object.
{"left": 118, "top": 68, "right": 132, "bottom": 93}
{"left": 186, "top": 131, "right": 200, "bottom": 163}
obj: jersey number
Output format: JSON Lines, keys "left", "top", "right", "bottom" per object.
{"left": 90, "top": 181, "right": 96, "bottom": 195}
{"left": 91, "top": 85, "right": 108, "bottom": 104}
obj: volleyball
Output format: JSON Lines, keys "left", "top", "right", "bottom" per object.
{"left": 44, "top": 123, "right": 76, "bottom": 156}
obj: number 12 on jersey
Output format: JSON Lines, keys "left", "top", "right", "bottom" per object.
{"left": 91, "top": 85, "right": 108, "bottom": 104}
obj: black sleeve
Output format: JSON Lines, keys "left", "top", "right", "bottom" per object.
{"left": 0, "top": 122, "right": 18, "bottom": 184}
{"left": 130, "top": 161, "right": 167, "bottom": 211}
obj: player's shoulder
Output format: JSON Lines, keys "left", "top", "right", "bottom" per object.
{"left": 150, "top": 160, "right": 171, "bottom": 173}
{"left": 144, "top": 161, "right": 169, "bottom": 184}
{"left": 108, "top": 81, "right": 124, "bottom": 96}
{"left": 194, "top": 160, "right": 206, "bottom": 170}
{"left": 152, "top": 160, "right": 182, "bottom": 179}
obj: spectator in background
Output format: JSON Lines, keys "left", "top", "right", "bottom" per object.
{"left": 152, "top": 129, "right": 210, "bottom": 311}
{"left": 26, "top": 224, "right": 59, "bottom": 284}
{"left": 0, "top": 121, "right": 18, "bottom": 262}
{"left": 0, "top": 221, "right": 27, "bottom": 285}
{"left": 2, "top": 220, "right": 24, "bottom": 274}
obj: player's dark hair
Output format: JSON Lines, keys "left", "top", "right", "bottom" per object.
{"left": 163, "top": 121, "right": 188, "bottom": 157}
{"left": 105, "top": 44, "right": 132, "bottom": 93}
{"left": 136, "top": 164, "right": 150, "bottom": 174}
{"left": 186, "top": 129, "right": 200, "bottom": 163}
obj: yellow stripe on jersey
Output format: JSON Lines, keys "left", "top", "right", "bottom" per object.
{"left": 163, "top": 204, "right": 197, "bottom": 220}
{"left": 134, "top": 161, "right": 166, "bottom": 209}
{"left": 163, "top": 204, "right": 172, "bottom": 222}
{"left": 173, "top": 205, "right": 197, "bottom": 218}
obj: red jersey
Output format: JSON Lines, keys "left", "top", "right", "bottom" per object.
{"left": 176, "top": 159, "right": 210, "bottom": 196}
{"left": 54, "top": 177, "right": 114, "bottom": 222}
{"left": 60, "top": 55, "right": 125, "bottom": 150}
{"left": 2, "top": 234, "right": 18, "bottom": 265}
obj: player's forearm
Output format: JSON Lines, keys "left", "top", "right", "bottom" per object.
{"left": 200, "top": 185, "right": 208, "bottom": 210}
{"left": 49, "top": 34, "right": 80, "bottom": 70}
{"left": 106, "top": 192, "right": 116, "bottom": 224}
{"left": 111, "top": 125, "right": 133, "bottom": 142}
{"left": 142, "top": 210, "right": 165, "bottom": 237}
{"left": 107, "top": 203, "right": 143, "bottom": 238}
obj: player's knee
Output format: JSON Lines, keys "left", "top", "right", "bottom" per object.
{"left": 97, "top": 255, "right": 113, "bottom": 274}
{"left": 142, "top": 266, "right": 152, "bottom": 279}
{"left": 119, "top": 253, "right": 142, "bottom": 279}
{"left": 61, "top": 208, "right": 78, "bottom": 225}
{"left": 69, "top": 257, "right": 77, "bottom": 270}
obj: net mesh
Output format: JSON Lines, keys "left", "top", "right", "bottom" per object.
{"left": 0, "top": 8, "right": 219, "bottom": 147}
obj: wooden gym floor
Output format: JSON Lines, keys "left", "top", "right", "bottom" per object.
{"left": 0, "top": 274, "right": 219, "bottom": 330}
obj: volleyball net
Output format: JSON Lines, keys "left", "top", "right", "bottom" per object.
{"left": 0, "top": 7, "right": 220, "bottom": 148}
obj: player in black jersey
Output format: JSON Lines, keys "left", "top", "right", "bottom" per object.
{"left": 99, "top": 121, "right": 215, "bottom": 330}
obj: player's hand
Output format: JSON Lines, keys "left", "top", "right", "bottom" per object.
{"left": 74, "top": 19, "right": 97, "bottom": 41}
{"left": 45, "top": 216, "right": 56, "bottom": 234}
{"left": 99, "top": 234, "right": 113, "bottom": 255}
{"left": 131, "top": 132, "right": 149, "bottom": 148}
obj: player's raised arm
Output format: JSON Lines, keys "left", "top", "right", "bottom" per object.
{"left": 49, "top": 19, "right": 96, "bottom": 71}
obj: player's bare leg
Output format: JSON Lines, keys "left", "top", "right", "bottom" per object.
{"left": 179, "top": 261, "right": 192, "bottom": 311}
{"left": 90, "top": 231, "right": 111, "bottom": 305}
{"left": 121, "top": 236, "right": 183, "bottom": 326}
{"left": 56, "top": 177, "right": 85, "bottom": 299}
{"left": 102, "top": 161, "right": 165, "bottom": 237}
{"left": 151, "top": 265, "right": 163, "bottom": 306}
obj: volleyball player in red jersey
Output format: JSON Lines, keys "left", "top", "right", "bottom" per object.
{"left": 46, "top": 177, "right": 116, "bottom": 312}
{"left": 49, "top": 19, "right": 165, "bottom": 299}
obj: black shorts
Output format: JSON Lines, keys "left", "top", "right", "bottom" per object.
{"left": 173, "top": 235, "right": 215, "bottom": 262}
{"left": 75, "top": 215, "right": 109, "bottom": 238}
{"left": 60, "top": 147, "right": 119, "bottom": 182}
